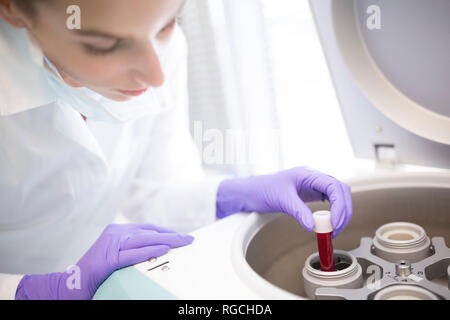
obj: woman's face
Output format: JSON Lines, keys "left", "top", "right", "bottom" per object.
{"left": 7, "top": 0, "right": 185, "bottom": 101}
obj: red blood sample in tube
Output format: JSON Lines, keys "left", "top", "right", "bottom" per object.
{"left": 316, "top": 232, "right": 336, "bottom": 272}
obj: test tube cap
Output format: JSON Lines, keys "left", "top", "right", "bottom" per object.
{"left": 313, "top": 210, "right": 333, "bottom": 234}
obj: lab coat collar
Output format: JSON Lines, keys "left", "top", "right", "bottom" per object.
{"left": 0, "top": 19, "right": 57, "bottom": 116}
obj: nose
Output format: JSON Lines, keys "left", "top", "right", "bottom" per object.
{"left": 131, "top": 43, "right": 165, "bottom": 88}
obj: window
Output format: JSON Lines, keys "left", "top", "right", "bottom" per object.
{"left": 180, "top": 0, "right": 354, "bottom": 177}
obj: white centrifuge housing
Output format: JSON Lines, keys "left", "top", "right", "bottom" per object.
{"left": 94, "top": 0, "right": 450, "bottom": 300}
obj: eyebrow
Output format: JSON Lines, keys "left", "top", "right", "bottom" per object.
{"left": 73, "top": 29, "right": 120, "bottom": 39}
{"left": 72, "top": 0, "right": 186, "bottom": 40}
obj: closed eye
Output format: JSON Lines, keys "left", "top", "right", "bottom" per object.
{"left": 82, "top": 40, "right": 123, "bottom": 55}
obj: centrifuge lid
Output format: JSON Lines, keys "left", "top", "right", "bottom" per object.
{"left": 310, "top": 0, "right": 450, "bottom": 168}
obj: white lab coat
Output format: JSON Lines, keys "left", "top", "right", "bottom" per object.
{"left": 0, "top": 20, "right": 223, "bottom": 299}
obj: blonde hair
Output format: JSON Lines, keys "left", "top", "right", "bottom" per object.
{"left": 12, "top": 0, "right": 49, "bottom": 17}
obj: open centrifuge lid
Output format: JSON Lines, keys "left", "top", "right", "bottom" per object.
{"left": 310, "top": 0, "right": 450, "bottom": 169}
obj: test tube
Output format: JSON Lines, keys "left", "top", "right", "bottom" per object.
{"left": 313, "top": 210, "right": 335, "bottom": 272}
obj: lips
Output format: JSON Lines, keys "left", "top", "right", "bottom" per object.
{"left": 116, "top": 88, "right": 148, "bottom": 96}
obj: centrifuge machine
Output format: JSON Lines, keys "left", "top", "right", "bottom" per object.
{"left": 94, "top": 0, "right": 450, "bottom": 300}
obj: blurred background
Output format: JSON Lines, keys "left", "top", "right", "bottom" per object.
{"left": 178, "top": 0, "right": 355, "bottom": 178}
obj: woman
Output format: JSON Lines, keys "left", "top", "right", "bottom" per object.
{"left": 0, "top": 0, "right": 352, "bottom": 299}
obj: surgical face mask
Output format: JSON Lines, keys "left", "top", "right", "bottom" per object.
{"left": 27, "top": 33, "right": 169, "bottom": 123}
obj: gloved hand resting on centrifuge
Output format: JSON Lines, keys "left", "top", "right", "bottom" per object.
{"left": 216, "top": 166, "right": 353, "bottom": 238}
{"left": 15, "top": 223, "right": 193, "bottom": 300}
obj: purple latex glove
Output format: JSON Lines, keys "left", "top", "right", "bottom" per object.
{"left": 216, "top": 166, "right": 353, "bottom": 238}
{"left": 15, "top": 223, "right": 194, "bottom": 300}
